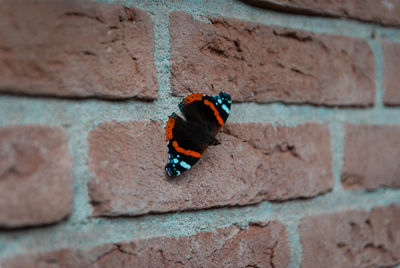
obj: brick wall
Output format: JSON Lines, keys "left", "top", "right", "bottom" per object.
{"left": 0, "top": 0, "right": 399, "bottom": 267}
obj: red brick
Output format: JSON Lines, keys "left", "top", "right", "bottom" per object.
{"left": 2, "top": 221, "right": 289, "bottom": 268}
{"left": 170, "top": 12, "right": 375, "bottom": 106}
{"left": 383, "top": 41, "right": 400, "bottom": 105}
{"left": 300, "top": 204, "right": 400, "bottom": 268}
{"left": 341, "top": 124, "right": 400, "bottom": 190}
{"left": 0, "top": 126, "right": 73, "bottom": 227}
{"left": 242, "top": 0, "right": 400, "bottom": 27}
{"left": 0, "top": 0, "right": 157, "bottom": 99}
{"left": 88, "top": 120, "right": 333, "bottom": 216}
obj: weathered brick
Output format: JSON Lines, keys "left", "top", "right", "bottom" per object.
{"left": 300, "top": 204, "right": 400, "bottom": 268}
{"left": 0, "top": 0, "right": 157, "bottom": 99}
{"left": 2, "top": 221, "right": 290, "bottom": 268}
{"left": 0, "top": 126, "right": 73, "bottom": 228}
{"left": 341, "top": 124, "right": 400, "bottom": 190}
{"left": 170, "top": 12, "right": 375, "bottom": 106}
{"left": 88, "top": 120, "right": 333, "bottom": 216}
{"left": 242, "top": 0, "right": 400, "bottom": 27}
{"left": 383, "top": 41, "right": 400, "bottom": 105}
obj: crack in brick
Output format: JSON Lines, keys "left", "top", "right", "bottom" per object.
{"left": 272, "top": 29, "right": 329, "bottom": 52}
{"left": 267, "top": 143, "right": 303, "bottom": 160}
{"left": 184, "top": 228, "right": 242, "bottom": 266}
{"left": 290, "top": 67, "right": 317, "bottom": 79}
{"left": 85, "top": 246, "right": 119, "bottom": 266}
{"left": 100, "top": 37, "right": 122, "bottom": 45}
{"left": 199, "top": 36, "right": 245, "bottom": 62}
{"left": 121, "top": 21, "right": 139, "bottom": 73}
{"left": 87, "top": 244, "right": 140, "bottom": 266}
{"left": 365, "top": 219, "right": 373, "bottom": 231}
{"left": 272, "top": 30, "right": 313, "bottom": 42}
{"left": 114, "top": 244, "right": 138, "bottom": 257}
{"left": 269, "top": 240, "right": 278, "bottom": 268}
{"left": 62, "top": 12, "right": 105, "bottom": 24}
{"left": 82, "top": 50, "right": 96, "bottom": 56}
{"left": 89, "top": 195, "right": 112, "bottom": 216}
{"left": 199, "top": 18, "right": 257, "bottom": 63}
{"left": 121, "top": 6, "right": 136, "bottom": 22}
{"left": 250, "top": 221, "right": 272, "bottom": 228}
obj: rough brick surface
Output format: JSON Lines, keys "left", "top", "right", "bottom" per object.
{"left": 170, "top": 12, "right": 375, "bottom": 106}
{"left": 3, "top": 221, "right": 289, "bottom": 268}
{"left": 88, "top": 120, "right": 333, "bottom": 216}
{"left": 0, "top": 0, "right": 157, "bottom": 99}
{"left": 300, "top": 204, "right": 400, "bottom": 268}
{"left": 383, "top": 41, "right": 400, "bottom": 105}
{"left": 0, "top": 126, "right": 73, "bottom": 227}
{"left": 242, "top": 0, "right": 400, "bottom": 27}
{"left": 341, "top": 124, "right": 400, "bottom": 190}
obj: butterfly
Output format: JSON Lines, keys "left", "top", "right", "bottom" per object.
{"left": 165, "top": 92, "right": 232, "bottom": 176}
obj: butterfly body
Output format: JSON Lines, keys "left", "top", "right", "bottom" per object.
{"left": 165, "top": 92, "right": 231, "bottom": 176}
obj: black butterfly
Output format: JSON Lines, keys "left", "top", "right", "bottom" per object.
{"left": 165, "top": 92, "right": 231, "bottom": 176}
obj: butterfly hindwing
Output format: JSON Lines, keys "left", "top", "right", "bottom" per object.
{"left": 165, "top": 111, "right": 207, "bottom": 176}
{"left": 165, "top": 141, "right": 201, "bottom": 176}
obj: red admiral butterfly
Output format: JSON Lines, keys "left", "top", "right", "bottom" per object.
{"left": 165, "top": 92, "right": 232, "bottom": 176}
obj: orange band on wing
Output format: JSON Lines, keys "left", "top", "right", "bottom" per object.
{"left": 203, "top": 99, "right": 224, "bottom": 126}
{"left": 181, "top": 93, "right": 203, "bottom": 106}
{"left": 172, "top": 140, "right": 201, "bottom": 158}
{"left": 165, "top": 114, "right": 176, "bottom": 141}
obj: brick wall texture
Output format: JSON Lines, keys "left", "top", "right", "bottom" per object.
{"left": 0, "top": 0, "right": 399, "bottom": 267}
{"left": 3, "top": 221, "right": 290, "bottom": 268}
{"left": 0, "top": 0, "right": 157, "bottom": 99}
{"left": 170, "top": 12, "right": 375, "bottom": 106}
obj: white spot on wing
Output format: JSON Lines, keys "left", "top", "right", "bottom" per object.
{"left": 180, "top": 161, "right": 191, "bottom": 169}
{"left": 222, "top": 104, "right": 230, "bottom": 114}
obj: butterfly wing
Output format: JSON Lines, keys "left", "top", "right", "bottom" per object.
{"left": 179, "top": 92, "right": 231, "bottom": 135}
{"left": 165, "top": 92, "right": 232, "bottom": 176}
{"left": 165, "top": 139, "right": 202, "bottom": 176}
{"left": 210, "top": 92, "right": 231, "bottom": 124}
{"left": 165, "top": 112, "right": 207, "bottom": 176}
